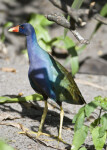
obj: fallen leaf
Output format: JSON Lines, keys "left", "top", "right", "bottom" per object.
{"left": 1, "top": 67, "right": 16, "bottom": 73}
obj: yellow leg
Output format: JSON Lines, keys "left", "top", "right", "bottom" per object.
{"left": 58, "top": 105, "right": 64, "bottom": 140}
{"left": 37, "top": 101, "right": 48, "bottom": 138}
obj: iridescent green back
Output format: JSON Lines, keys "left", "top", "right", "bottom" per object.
{"left": 50, "top": 56, "right": 86, "bottom": 105}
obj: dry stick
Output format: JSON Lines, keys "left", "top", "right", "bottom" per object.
{"left": 49, "top": 0, "right": 107, "bottom": 26}
{"left": 49, "top": 0, "right": 81, "bottom": 25}
{"left": 49, "top": 0, "right": 85, "bottom": 26}
{"left": 46, "top": 13, "right": 89, "bottom": 44}
{"left": 94, "top": 14, "right": 107, "bottom": 25}
{"left": 88, "top": 2, "right": 107, "bottom": 25}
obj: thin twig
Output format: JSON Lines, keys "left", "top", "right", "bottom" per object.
{"left": 46, "top": 13, "right": 89, "bottom": 44}
{"left": 46, "top": 13, "right": 71, "bottom": 28}
{"left": 49, "top": 0, "right": 81, "bottom": 25}
{"left": 98, "top": 108, "right": 102, "bottom": 124}
{"left": 71, "top": 30, "right": 89, "bottom": 44}
{"left": 94, "top": 14, "right": 107, "bottom": 25}
{"left": 49, "top": 0, "right": 107, "bottom": 25}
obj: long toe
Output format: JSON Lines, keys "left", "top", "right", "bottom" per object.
{"left": 36, "top": 131, "right": 42, "bottom": 138}
{"left": 36, "top": 131, "right": 53, "bottom": 138}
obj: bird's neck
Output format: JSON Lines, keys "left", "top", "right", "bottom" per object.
{"left": 26, "top": 31, "right": 39, "bottom": 63}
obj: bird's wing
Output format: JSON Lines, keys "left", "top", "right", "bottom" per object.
{"left": 48, "top": 54, "right": 86, "bottom": 104}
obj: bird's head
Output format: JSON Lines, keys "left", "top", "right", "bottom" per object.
{"left": 8, "top": 23, "right": 34, "bottom": 36}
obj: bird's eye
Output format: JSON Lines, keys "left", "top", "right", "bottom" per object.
{"left": 20, "top": 26, "right": 24, "bottom": 29}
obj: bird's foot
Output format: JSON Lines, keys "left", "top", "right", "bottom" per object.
{"left": 36, "top": 131, "right": 42, "bottom": 138}
{"left": 57, "top": 136, "right": 63, "bottom": 143}
{"left": 56, "top": 136, "right": 69, "bottom": 145}
{"left": 18, "top": 125, "right": 70, "bottom": 145}
{"left": 18, "top": 126, "right": 38, "bottom": 136}
{"left": 36, "top": 131, "right": 53, "bottom": 139}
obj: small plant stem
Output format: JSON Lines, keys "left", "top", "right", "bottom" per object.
{"left": 98, "top": 108, "right": 102, "bottom": 124}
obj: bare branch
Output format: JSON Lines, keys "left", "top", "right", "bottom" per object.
{"left": 49, "top": 0, "right": 82, "bottom": 25}
{"left": 94, "top": 14, "right": 107, "bottom": 25}
{"left": 46, "top": 13, "right": 89, "bottom": 44}
{"left": 46, "top": 13, "right": 71, "bottom": 28}
{"left": 49, "top": 0, "right": 107, "bottom": 26}
{"left": 71, "top": 30, "right": 89, "bottom": 44}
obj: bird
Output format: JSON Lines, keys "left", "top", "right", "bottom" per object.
{"left": 8, "top": 23, "right": 86, "bottom": 140}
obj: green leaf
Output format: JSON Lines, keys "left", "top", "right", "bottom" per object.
{"left": 29, "top": 13, "right": 53, "bottom": 27}
{"left": 79, "top": 147, "right": 87, "bottom": 150}
{"left": 72, "top": 0, "right": 84, "bottom": 9}
{"left": 39, "top": 39, "right": 51, "bottom": 52}
{"left": 63, "top": 36, "right": 79, "bottom": 75}
{"left": 73, "top": 106, "right": 85, "bottom": 132}
{"left": 28, "top": 13, "right": 54, "bottom": 52}
{"left": 71, "top": 126, "right": 88, "bottom": 150}
{"left": 0, "top": 94, "right": 43, "bottom": 104}
{"left": 90, "top": 3, "right": 107, "bottom": 39}
{"left": 35, "top": 14, "right": 53, "bottom": 26}
{"left": 100, "top": 113, "right": 107, "bottom": 130}
{"left": 1, "top": 32, "right": 5, "bottom": 42}
{"left": 90, "top": 118, "right": 100, "bottom": 132}
{"left": 64, "top": 0, "right": 84, "bottom": 37}
{"left": 99, "top": 113, "right": 107, "bottom": 138}
{"left": 72, "top": 106, "right": 85, "bottom": 123}
{"left": 64, "top": 36, "right": 75, "bottom": 49}
{"left": 76, "top": 44, "right": 86, "bottom": 55}
{"left": 94, "top": 96, "right": 107, "bottom": 111}
{"left": 70, "top": 51, "right": 79, "bottom": 76}
{"left": 0, "top": 22, "right": 13, "bottom": 42}
{"left": 91, "top": 126, "right": 106, "bottom": 150}
{"left": 35, "top": 26, "right": 51, "bottom": 52}
{"left": 74, "top": 109, "right": 85, "bottom": 132}
{"left": 0, "top": 140, "right": 14, "bottom": 150}
{"left": 100, "top": 3, "right": 107, "bottom": 16}
{"left": 4, "top": 22, "right": 13, "bottom": 28}
{"left": 85, "top": 100, "right": 99, "bottom": 117}
{"left": 35, "top": 26, "right": 51, "bottom": 42}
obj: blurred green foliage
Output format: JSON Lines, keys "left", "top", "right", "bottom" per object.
{"left": 0, "top": 22, "right": 13, "bottom": 42}
{"left": 22, "top": 13, "right": 55, "bottom": 58}
{"left": 71, "top": 96, "right": 107, "bottom": 150}
{"left": 0, "top": 140, "right": 14, "bottom": 150}
{"left": 90, "top": 3, "right": 107, "bottom": 39}
{"left": 29, "top": 13, "right": 54, "bottom": 52}
{"left": 72, "top": 0, "right": 84, "bottom": 9}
